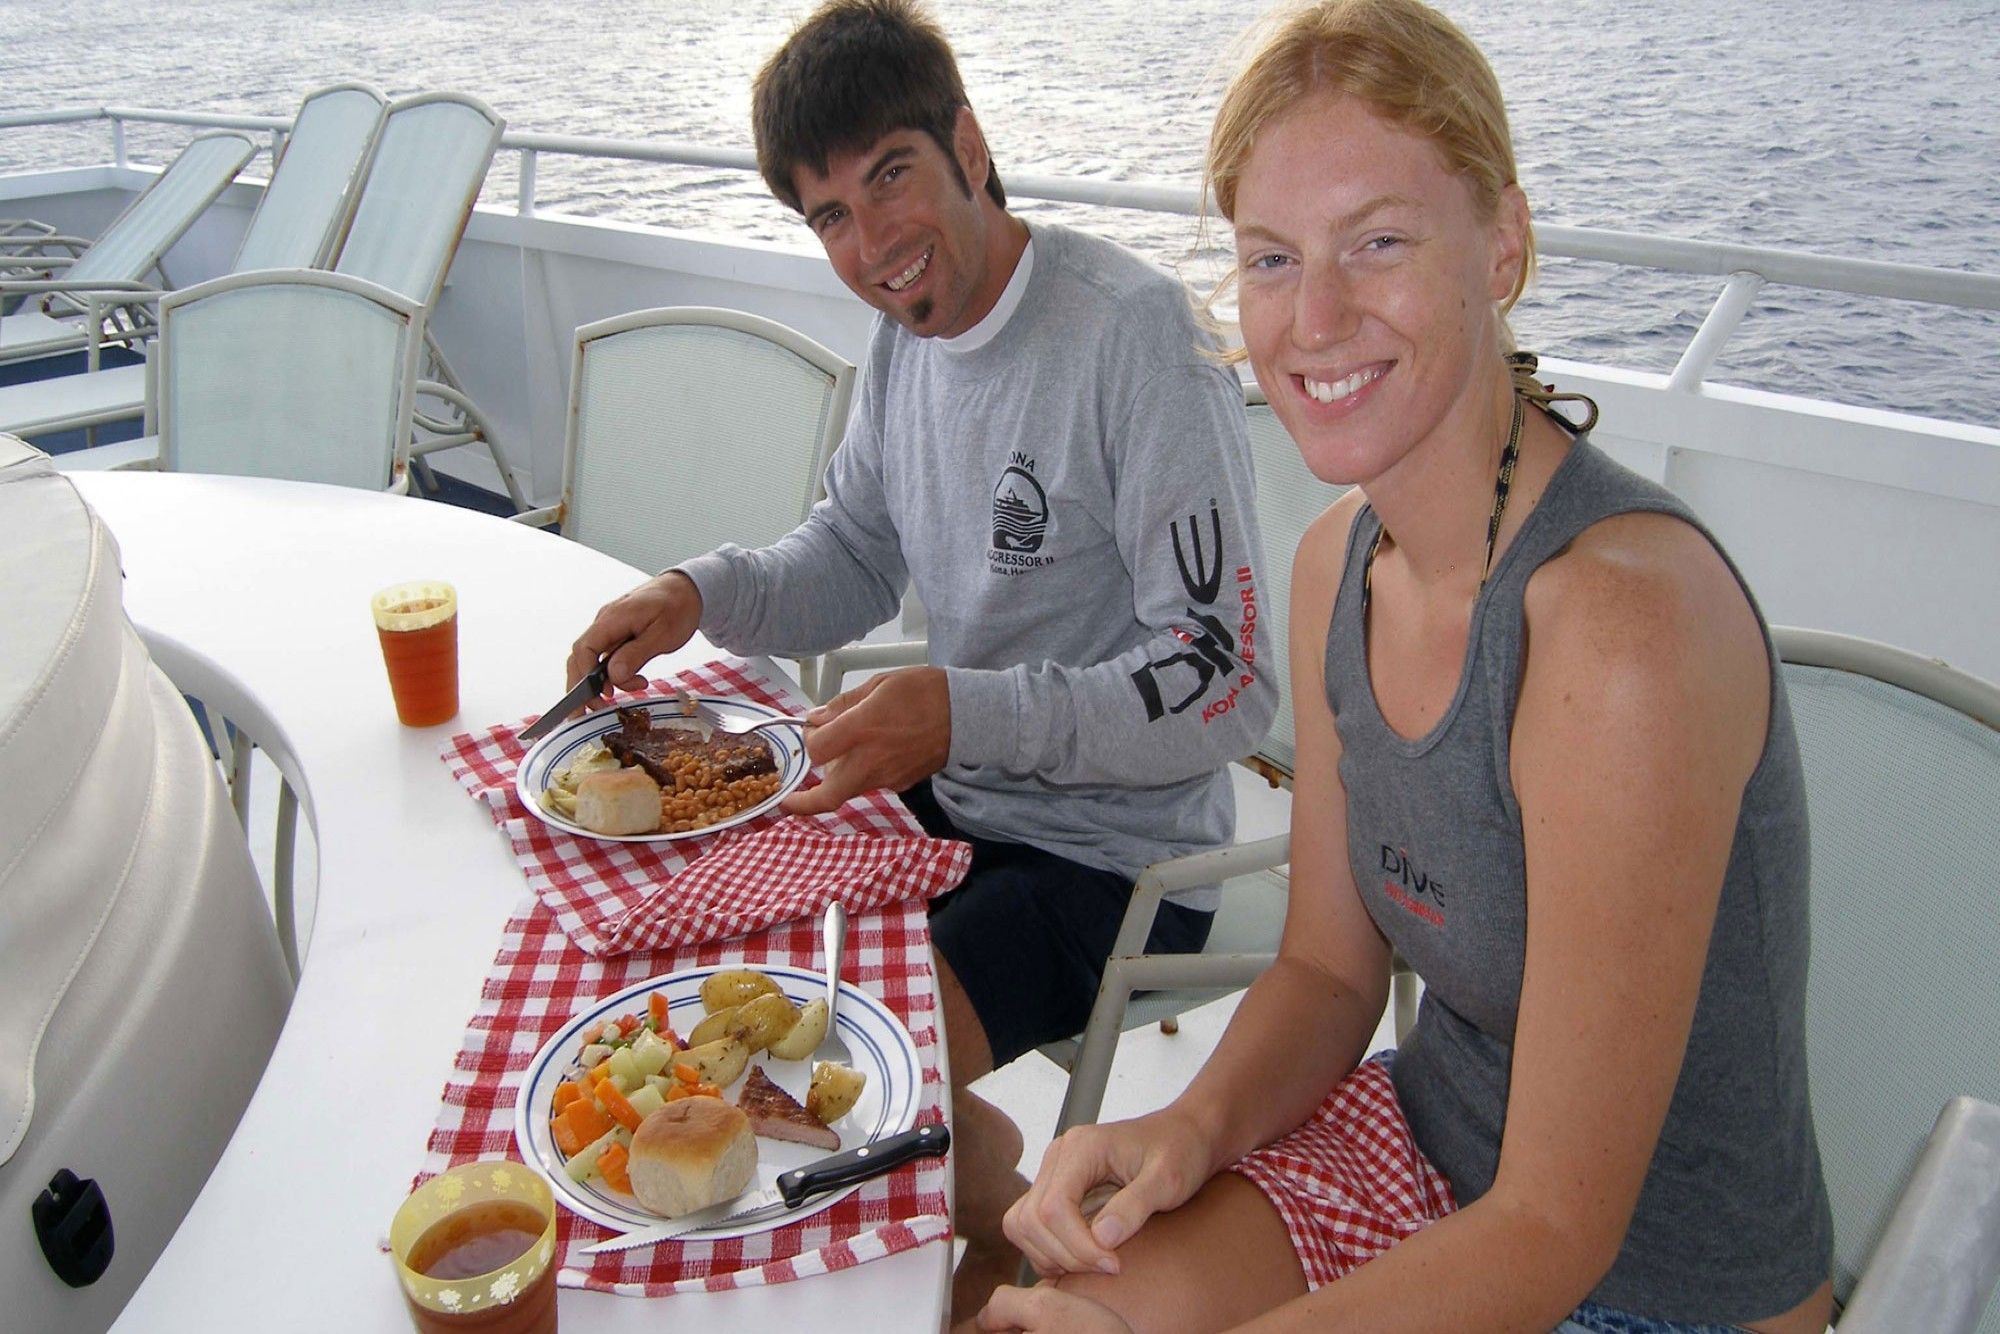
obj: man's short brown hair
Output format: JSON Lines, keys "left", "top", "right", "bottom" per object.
{"left": 752, "top": 0, "right": 1006, "bottom": 215}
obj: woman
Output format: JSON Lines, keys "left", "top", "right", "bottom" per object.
{"left": 973, "top": 2, "right": 1834, "bottom": 1331}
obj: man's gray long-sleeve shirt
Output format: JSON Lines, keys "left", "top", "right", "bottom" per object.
{"left": 680, "top": 222, "right": 1275, "bottom": 898}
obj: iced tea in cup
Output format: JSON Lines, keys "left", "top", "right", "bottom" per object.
{"left": 372, "top": 580, "right": 459, "bottom": 727}
{"left": 390, "top": 1160, "right": 558, "bottom": 1333}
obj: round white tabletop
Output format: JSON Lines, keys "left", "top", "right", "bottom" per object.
{"left": 69, "top": 472, "right": 951, "bottom": 1334}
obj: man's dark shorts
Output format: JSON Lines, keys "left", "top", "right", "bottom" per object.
{"left": 902, "top": 780, "right": 1214, "bottom": 1069}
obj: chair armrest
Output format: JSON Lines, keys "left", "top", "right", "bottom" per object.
{"left": 1111, "top": 833, "right": 1290, "bottom": 960}
{"left": 1839, "top": 1096, "right": 2000, "bottom": 1334}
{"left": 810, "top": 638, "right": 929, "bottom": 703}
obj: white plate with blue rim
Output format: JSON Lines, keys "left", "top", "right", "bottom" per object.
{"left": 514, "top": 695, "right": 810, "bottom": 843}
{"left": 514, "top": 963, "right": 922, "bottom": 1238}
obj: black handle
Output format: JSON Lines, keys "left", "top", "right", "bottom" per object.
{"left": 778, "top": 1123, "right": 950, "bottom": 1207}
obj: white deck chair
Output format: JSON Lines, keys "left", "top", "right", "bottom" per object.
{"left": 330, "top": 91, "right": 527, "bottom": 511}
{"left": 1771, "top": 626, "right": 2000, "bottom": 1331}
{"left": 1048, "top": 381, "right": 1353, "bottom": 1129}
{"left": 516, "top": 306, "right": 854, "bottom": 564}
{"left": 1, "top": 86, "right": 388, "bottom": 457}
{"left": 155, "top": 269, "right": 422, "bottom": 492}
{"left": 0, "top": 129, "right": 258, "bottom": 366}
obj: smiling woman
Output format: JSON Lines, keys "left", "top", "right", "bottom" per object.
{"left": 978, "top": 3, "right": 1838, "bottom": 1333}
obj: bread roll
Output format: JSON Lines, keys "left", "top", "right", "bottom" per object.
{"left": 574, "top": 766, "right": 660, "bottom": 835}
{"left": 628, "top": 1098, "right": 757, "bottom": 1217}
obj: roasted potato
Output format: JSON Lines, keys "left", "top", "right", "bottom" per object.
{"left": 732, "top": 991, "right": 801, "bottom": 1053}
{"left": 765, "top": 997, "right": 828, "bottom": 1061}
{"left": 699, "top": 968, "right": 782, "bottom": 1013}
{"left": 806, "top": 1061, "right": 867, "bottom": 1124}
{"left": 688, "top": 1005, "right": 740, "bottom": 1048}
{"left": 674, "top": 1035, "right": 750, "bottom": 1089}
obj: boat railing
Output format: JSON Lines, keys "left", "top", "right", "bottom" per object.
{"left": 8, "top": 105, "right": 2000, "bottom": 399}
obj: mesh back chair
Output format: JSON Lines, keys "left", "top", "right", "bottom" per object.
{"left": 329, "top": 91, "right": 526, "bottom": 511}
{"left": 157, "top": 270, "right": 421, "bottom": 492}
{"left": 1050, "top": 380, "right": 1354, "bottom": 1132}
{"left": 1772, "top": 626, "right": 2000, "bottom": 1331}
{"left": 517, "top": 307, "right": 855, "bottom": 575}
{"left": 0, "top": 130, "right": 258, "bottom": 367}
{"left": 232, "top": 82, "right": 387, "bottom": 273}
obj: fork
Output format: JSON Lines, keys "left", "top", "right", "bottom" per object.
{"left": 670, "top": 686, "right": 809, "bottom": 736}
{"left": 814, "top": 901, "right": 854, "bottom": 1069}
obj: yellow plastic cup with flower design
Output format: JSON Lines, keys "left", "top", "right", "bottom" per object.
{"left": 390, "top": 1160, "right": 558, "bottom": 1332}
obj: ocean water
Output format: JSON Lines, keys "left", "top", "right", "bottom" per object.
{"left": 1, "top": 0, "right": 1994, "bottom": 425}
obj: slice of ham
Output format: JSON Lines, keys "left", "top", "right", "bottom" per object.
{"left": 737, "top": 1066, "right": 839, "bottom": 1151}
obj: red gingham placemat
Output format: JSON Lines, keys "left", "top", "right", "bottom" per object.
{"left": 1228, "top": 1055, "right": 1457, "bottom": 1288}
{"left": 440, "top": 657, "right": 970, "bottom": 957}
{"left": 419, "top": 893, "right": 953, "bottom": 1295}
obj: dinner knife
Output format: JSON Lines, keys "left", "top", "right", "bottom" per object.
{"left": 518, "top": 656, "right": 611, "bottom": 742}
{"left": 579, "top": 1123, "right": 950, "bottom": 1254}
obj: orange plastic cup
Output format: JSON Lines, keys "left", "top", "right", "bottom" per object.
{"left": 371, "top": 581, "right": 460, "bottom": 727}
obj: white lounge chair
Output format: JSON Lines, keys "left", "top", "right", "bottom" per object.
{"left": 0, "top": 129, "right": 259, "bottom": 366}
{"left": 0, "top": 84, "right": 388, "bottom": 453}
{"left": 22, "top": 91, "right": 521, "bottom": 505}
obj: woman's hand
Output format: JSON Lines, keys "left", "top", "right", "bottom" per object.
{"left": 1005, "top": 1107, "right": 1214, "bottom": 1279}
{"left": 976, "top": 1284, "right": 1136, "bottom": 1334}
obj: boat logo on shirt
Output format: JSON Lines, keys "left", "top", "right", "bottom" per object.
{"left": 989, "top": 456, "right": 1053, "bottom": 573}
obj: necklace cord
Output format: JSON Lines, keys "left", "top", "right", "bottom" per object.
{"left": 1359, "top": 351, "right": 1595, "bottom": 613}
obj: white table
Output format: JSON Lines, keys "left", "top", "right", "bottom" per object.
{"left": 70, "top": 472, "right": 952, "bottom": 1333}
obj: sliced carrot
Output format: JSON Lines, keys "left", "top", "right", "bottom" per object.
{"left": 671, "top": 1062, "right": 700, "bottom": 1085}
{"left": 617, "top": 1013, "right": 643, "bottom": 1036}
{"left": 597, "top": 1078, "right": 643, "bottom": 1133}
{"left": 559, "top": 1100, "right": 613, "bottom": 1148}
{"left": 665, "top": 1080, "right": 723, "bottom": 1103}
{"left": 597, "top": 1141, "right": 632, "bottom": 1194}
{"left": 589, "top": 1057, "right": 614, "bottom": 1085}
{"left": 552, "top": 1112, "right": 589, "bottom": 1157}
{"left": 692, "top": 1082, "right": 721, "bottom": 1100}
{"left": 552, "top": 1083, "right": 583, "bottom": 1113}
{"left": 568, "top": 1075, "right": 596, "bottom": 1108}
{"left": 648, "top": 993, "right": 670, "bottom": 1031}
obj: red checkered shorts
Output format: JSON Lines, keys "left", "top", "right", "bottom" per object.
{"left": 1227, "top": 1055, "right": 1459, "bottom": 1289}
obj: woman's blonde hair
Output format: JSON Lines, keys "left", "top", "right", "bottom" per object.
{"left": 1205, "top": 0, "right": 1533, "bottom": 316}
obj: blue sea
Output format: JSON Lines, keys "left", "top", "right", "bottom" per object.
{"left": 1, "top": 0, "right": 1994, "bottom": 425}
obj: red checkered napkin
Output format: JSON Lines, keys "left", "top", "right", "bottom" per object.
{"left": 1228, "top": 1055, "right": 1457, "bottom": 1288}
{"left": 419, "top": 894, "right": 953, "bottom": 1296}
{"left": 441, "top": 657, "right": 970, "bottom": 957}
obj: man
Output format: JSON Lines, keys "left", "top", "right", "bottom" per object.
{"left": 566, "top": 0, "right": 1274, "bottom": 1314}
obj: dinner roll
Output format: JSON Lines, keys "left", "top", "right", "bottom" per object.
{"left": 628, "top": 1098, "right": 758, "bottom": 1217}
{"left": 574, "top": 765, "right": 660, "bottom": 836}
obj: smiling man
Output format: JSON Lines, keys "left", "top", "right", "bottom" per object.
{"left": 565, "top": 1, "right": 1274, "bottom": 1317}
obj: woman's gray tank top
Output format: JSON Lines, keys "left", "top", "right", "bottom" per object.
{"left": 1326, "top": 439, "right": 1832, "bottom": 1321}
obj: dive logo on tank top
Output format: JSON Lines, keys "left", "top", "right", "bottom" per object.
{"left": 1379, "top": 844, "right": 1447, "bottom": 928}
{"left": 989, "top": 454, "right": 1053, "bottom": 574}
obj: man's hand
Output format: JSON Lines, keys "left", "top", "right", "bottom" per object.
{"left": 780, "top": 666, "right": 950, "bottom": 816}
{"left": 565, "top": 573, "right": 703, "bottom": 708}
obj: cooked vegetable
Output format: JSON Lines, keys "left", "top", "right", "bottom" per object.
{"left": 688, "top": 1005, "right": 740, "bottom": 1047}
{"left": 732, "top": 992, "right": 802, "bottom": 1054}
{"left": 597, "top": 1078, "right": 643, "bottom": 1133}
{"left": 552, "top": 1082, "right": 583, "bottom": 1113}
{"left": 553, "top": 1100, "right": 614, "bottom": 1156}
{"left": 562, "top": 1123, "right": 629, "bottom": 1183}
{"left": 806, "top": 1061, "right": 866, "bottom": 1125}
{"left": 606, "top": 1047, "right": 641, "bottom": 1089}
{"left": 596, "top": 1140, "right": 632, "bottom": 1194}
{"left": 648, "top": 992, "right": 671, "bottom": 1033}
{"left": 766, "top": 997, "right": 828, "bottom": 1061}
{"left": 625, "top": 1082, "right": 667, "bottom": 1123}
{"left": 674, "top": 1035, "right": 750, "bottom": 1089}
{"left": 699, "top": 968, "right": 782, "bottom": 1013}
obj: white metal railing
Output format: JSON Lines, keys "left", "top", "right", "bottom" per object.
{"left": 10, "top": 105, "right": 2000, "bottom": 398}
